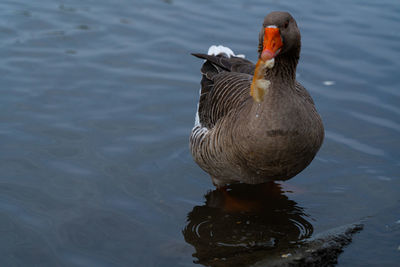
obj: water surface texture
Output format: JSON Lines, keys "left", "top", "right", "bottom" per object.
{"left": 1, "top": 0, "right": 399, "bottom": 266}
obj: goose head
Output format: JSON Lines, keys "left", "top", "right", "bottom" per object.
{"left": 258, "top": 11, "right": 301, "bottom": 61}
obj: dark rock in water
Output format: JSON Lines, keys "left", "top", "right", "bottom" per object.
{"left": 254, "top": 223, "right": 364, "bottom": 267}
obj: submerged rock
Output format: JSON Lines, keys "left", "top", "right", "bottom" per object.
{"left": 254, "top": 223, "right": 364, "bottom": 267}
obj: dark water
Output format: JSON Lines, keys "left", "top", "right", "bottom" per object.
{"left": 1, "top": 0, "right": 399, "bottom": 266}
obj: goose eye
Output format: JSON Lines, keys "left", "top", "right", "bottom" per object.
{"left": 284, "top": 21, "right": 289, "bottom": 29}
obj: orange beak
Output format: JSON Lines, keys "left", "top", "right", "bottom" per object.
{"left": 261, "top": 27, "right": 283, "bottom": 61}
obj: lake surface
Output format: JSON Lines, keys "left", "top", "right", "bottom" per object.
{"left": 1, "top": 0, "right": 399, "bottom": 266}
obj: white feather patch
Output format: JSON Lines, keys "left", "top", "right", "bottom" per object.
{"left": 193, "top": 91, "right": 208, "bottom": 139}
{"left": 194, "top": 87, "right": 201, "bottom": 127}
{"left": 194, "top": 105, "right": 200, "bottom": 126}
{"left": 193, "top": 108, "right": 209, "bottom": 140}
{"left": 207, "top": 45, "right": 246, "bottom": 58}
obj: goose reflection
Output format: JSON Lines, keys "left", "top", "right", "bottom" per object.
{"left": 183, "top": 182, "right": 313, "bottom": 266}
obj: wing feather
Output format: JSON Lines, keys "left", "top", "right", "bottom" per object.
{"left": 193, "top": 53, "right": 255, "bottom": 129}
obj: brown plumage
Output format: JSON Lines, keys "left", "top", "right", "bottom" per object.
{"left": 190, "top": 11, "right": 324, "bottom": 187}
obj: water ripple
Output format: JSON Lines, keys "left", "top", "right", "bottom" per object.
{"left": 325, "top": 131, "right": 385, "bottom": 157}
{"left": 350, "top": 112, "right": 400, "bottom": 133}
{"left": 183, "top": 183, "right": 313, "bottom": 265}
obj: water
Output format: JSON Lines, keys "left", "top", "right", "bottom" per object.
{"left": 0, "top": 0, "right": 399, "bottom": 266}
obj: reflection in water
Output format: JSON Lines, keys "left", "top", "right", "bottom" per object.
{"left": 183, "top": 183, "right": 313, "bottom": 266}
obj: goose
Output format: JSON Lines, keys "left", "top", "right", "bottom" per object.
{"left": 190, "top": 11, "right": 324, "bottom": 187}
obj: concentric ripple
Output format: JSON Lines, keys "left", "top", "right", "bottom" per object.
{"left": 183, "top": 183, "right": 313, "bottom": 266}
